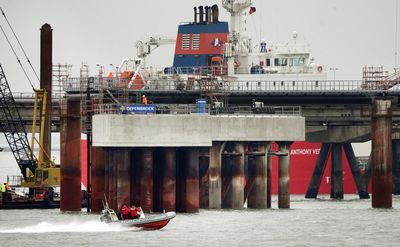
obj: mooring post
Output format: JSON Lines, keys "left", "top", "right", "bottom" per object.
{"left": 371, "top": 99, "right": 392, "bottom": 208}
{"left": 277, "top": 141, "right": 292, "bottom": 209}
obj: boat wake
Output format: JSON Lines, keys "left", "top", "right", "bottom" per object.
{"left": 1, "top": 220, "right": 134, "bottom": 233}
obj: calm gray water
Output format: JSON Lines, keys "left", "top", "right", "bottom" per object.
{"left": 1, "top": 137, "right": 400, "bottom": 246}
{"left": 0, "top": 196, "right": 399, "bottom": 246}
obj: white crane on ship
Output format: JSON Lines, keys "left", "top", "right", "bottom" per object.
{"left": 118, "top": 36, "right": 175, "bottom": 89}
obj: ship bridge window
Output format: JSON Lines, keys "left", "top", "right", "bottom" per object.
{"left": 290, "top": 57, "right": 306, "bottom": 66}
{"left": 266, "top": 59, "right": 270, "bottom": 67}
{"left": 182, "top": 34, "right": 190, "bottom": 50}
{"left": 192, "top": 34, "right": 200, "bottom": 50}
{"left": 274, "top": 58, "right": 287, "bottom": 66}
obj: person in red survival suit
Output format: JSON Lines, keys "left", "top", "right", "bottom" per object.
{"left": 130, "top": 206, "right": 140, "bottom": 219}
{"left": 121, "top": 205, "right": 130, "bottom": 220}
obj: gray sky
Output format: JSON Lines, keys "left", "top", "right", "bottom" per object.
{"left": 0, "top": 0, "right": 399, "bottom": 93}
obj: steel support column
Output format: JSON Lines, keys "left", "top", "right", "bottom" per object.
{"left": 267, "top": 150, "right": 272, "bottom": 208}
{"left": 91, "top": 146, "right": 106, "bottom": 212}
{"left": 305, "top": 143, "right": 330, "bottom": 199}
{"left": 60, "top": 99, "right": 81, "bottom": 211}
{"left": 393, "top": 139, "right": 400, "bottom": 195}
{"left": 277, "top": 141, "right": 292, "bottom": 209}
{"left": 184, "top": 148, "right": 200, "bottom": 213}
{"left": 116, "top": 148, "right": 131, "bottom": 212}
{"left": 199, "top": 153, "right": 209, "bottom": 209}
{"left": 245, "top": 155, "right": 256, "bottom": 205}
{"left": 140, "top": 148, "right": 154, "bottom": 212}
{"left": 162, "top": 147, "right": 176, "bottom": 212}
{"left": 343, "top": 143, "right": 370, "bottom": 199}
{"left": 331, "top": 144, "right": 343, "bottom": 199}
{"left": 248, "top": 143, "right": 269, "bottom": 209}
{"left": 108, "top": 149, "right": 117, "bottom": 210}
{"left": 231, "top": 143, "right": 245, "bottom": 209}
{"left": 40, "top": 24, "right": 52, "bottom": 163}
{"left": 371, "top": 99, "right": 392, "bottom": 208}
{"left": 209, "top": 142, "right": 226, "bottom": 209}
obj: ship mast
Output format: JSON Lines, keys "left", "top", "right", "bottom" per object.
{"left": 222, "top": 0, "right": 252, "bottom": 55}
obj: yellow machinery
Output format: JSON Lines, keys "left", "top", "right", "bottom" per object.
{"left": 20, "top": 89, "right": 60, "bottom": 188}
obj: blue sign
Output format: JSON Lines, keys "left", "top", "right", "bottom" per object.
{"left": 119, "top": 104, "right": 156, "bottom": 114}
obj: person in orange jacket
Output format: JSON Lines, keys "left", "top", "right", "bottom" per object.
{"left": 141, "top": 95, "right": 148, "bottom": 105}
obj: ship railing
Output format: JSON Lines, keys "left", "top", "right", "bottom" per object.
{"left": 63, "top": 76, "right": 400, "bottom": 92}
{"left": 93, "top": 103, "right": 301, "bottom": 116}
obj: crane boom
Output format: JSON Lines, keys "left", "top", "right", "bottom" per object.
{"left": 0, "top": 64, "right": 37, "bottom": 180}
{"left": 135, "top": 36, "right": 176, "bottom": 58}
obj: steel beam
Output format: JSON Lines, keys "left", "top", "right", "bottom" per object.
{"left": 277, "top": 141, "right": 292, "bottom": 209}
{"left": 343, "top": 143, "right": 370, "bottom": 199}
{"left": 305, "top": 143, "right": 330, "bottom": 199}
{"left": 209, "top": 141, "right": 226, "bottom": 209}
{"left": 331, "top": 143, "right": 343, "bottom": 199}
{"left": 371, "top": 100, "right": 392, "bottom": 208}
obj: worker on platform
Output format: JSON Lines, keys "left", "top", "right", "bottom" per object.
{"left": 1, "top": 183, "right": 6, "bottom": 203}
{"left": 141, "top": 94, "right": 148, "bottom": 105}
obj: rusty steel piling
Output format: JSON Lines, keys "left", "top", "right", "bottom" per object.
{"left": 116, "top": 148, "right": 131, "bottom": 211}
{"left": 162, "top": 148, "right": 177, "bottom": 212}
{"left": 91, "top": 147, "right": 105, "bottom": 212}
{"left": 393, "top": 139, "right": 400, "bottom": 195}
{"left": 331, "top": 143, "right": 343, "bottom": 199}
{"left": 209, "top": 142, "right": 225, "bottom": 209}
{"left": 371, "top": 99, "right": 392, "bottom": 208}
{"left": 40, "top": 24, "right": 52, "bottom": 163}
{"left": 140, "top": 148, "right": 154, "bottom": 212}
{"left": 184, "top": 148, "right": 200, "bottom": 213}
{"left": 60, "top": 100, "right": 81, "bottom": 211}
{"left": 277, "top": 142, "right": 292, "bottom": 209}
{"left": 231, "top": 143, "right": 244, "bottom": 209}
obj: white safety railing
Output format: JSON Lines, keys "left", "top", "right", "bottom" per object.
{"left": 63, "top": 76, "right": 400, "bottom": 93}
{"left": 93, "top": 103, "right": 301, "bottom": 116}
